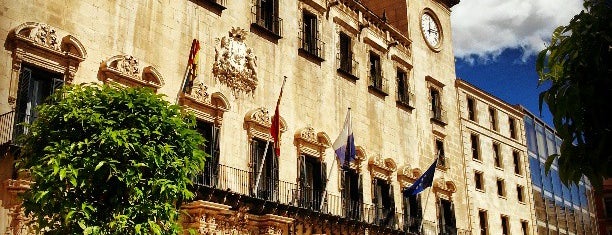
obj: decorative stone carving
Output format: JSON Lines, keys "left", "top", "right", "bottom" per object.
{"left": 8, "top": 22, "right": 87, "bottom": 108}
{"left": 3, "top": 179, "right": 34, "bottom": 235}
{"left": 368, "top": 155, "right": 397, "bottom": 181}
{"left": 397, "top": 165, "right": 423, "bottom": 188}
{"left": 434, "top": 177, "right": 457, "bottom": 200}
{"left": 294, "top": 126, "right": 330, "bottom": 159}
{"left": 99, "top": 55, "right": 165, "bottom": 91}
{"left": 213, "top": 27, "right": 258, "bottom": 96}
{"left": 179, "top": 83, "right": 230, "bottom": 126}
{"left": 244, "top": 108, "right": 286, "bottom": 142}
{"left": 28, "top": 23, "right": 60, "bottom": 51}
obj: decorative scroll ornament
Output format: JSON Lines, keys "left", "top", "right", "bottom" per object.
{"left": 27, "top": 23, "right": 60, "bottom": 51}
{"left": 213, "top": 27, "right": 258, "bottom": 96}
{"left": 100, "top": 55, "right": 164, "bottom": 91}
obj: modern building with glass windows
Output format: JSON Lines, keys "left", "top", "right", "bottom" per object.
{"left": 522, "top": 107, "right": 598, "bottom": 235}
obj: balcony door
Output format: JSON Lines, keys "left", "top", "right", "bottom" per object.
{"left": 438, "top": 198, "right": 457, "bottom": 235}
{"left": 373, "top": 178, "right": 395, "bottom": 228}
{"left": 299, "top": 154, "right": 327, "bottom": 211}
{"left": 15, "top": 65, "right": 63, "bottom": 136}
{"left": 196, "top": 120, "right": 220, "bottom": 187}
{"left": 251, "top": 138, "right": 278, "bottom": 200}
{"left": 342, "top": 167, "right": 362, "bottom": 220}
{"left": 403, "top": 193, "right": 423, "bottom": 233}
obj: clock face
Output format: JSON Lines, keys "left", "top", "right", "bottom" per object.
{"left": 421, "top": 13, "right": 441, "bottom": 48}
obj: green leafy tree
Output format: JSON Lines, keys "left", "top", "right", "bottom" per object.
{"left": 537, "top": 0, "right": 611, "bottom": 188}
{"left": 17, "top": 84, "right": 206, "bottom": 234}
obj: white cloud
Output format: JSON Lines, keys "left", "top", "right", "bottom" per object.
{"left": 451, "top": 0, "right": 583, "bottom": 62}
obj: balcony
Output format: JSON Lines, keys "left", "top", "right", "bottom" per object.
{"left": 396, "top": 89, "right": 415, "bottom": 110}
{"left": 1, "top": 111, "right": 31, "bottom": 152}
{"left": 368, "top": 73, "right": 389, "bottom": 96}
{"left": 251, "top": 5, "right": 283, "bottom": 40}
{"left": 194, "top": 0, "right": 227, "bottom": 14}
{"left": 299, "top": 32, "right": 325, "bottom": 62}
{"left": 336, "top": 52, "right": 359, "bottom": 80}
{"left": 430, "top": 108, "right": 447, "bottom": 126}
{"left": 193, "top": 163, "right": 414, "bottom": 233}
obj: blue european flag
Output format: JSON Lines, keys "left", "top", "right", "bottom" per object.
{"left": 404, "top": 159, "right": 438, "bottom": 196}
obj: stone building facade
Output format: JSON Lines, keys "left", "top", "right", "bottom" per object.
{"left": 456, "top": 79, "right": 536, "bottom": 235}
{"left": 0, "top": 0, "right": 468, "bottom": 234}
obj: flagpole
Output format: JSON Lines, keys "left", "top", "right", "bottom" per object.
{"left": 419, "top": 151, "right": 440, "bottom": 233}
{"left": 320, "top": 107, "right": 352, "bottom": 211}
{"left": 254, "top": 76, "right": 287, "bottom": 197}
{"left": 253, "top": 140, "right": 271, "bottom": 197}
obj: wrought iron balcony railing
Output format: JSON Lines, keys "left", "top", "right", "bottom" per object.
{"left": 336, "top": 52, "right": 359, "bottom": 78}
{"left": 430, "top": 108, "right": 447, "bottom": 124}
{"left": 0, "top": 111, "right": 16, "bottom": 148}
{"left": 368, "top": 73, "right": 389, "bottom": 95}
{"left": 193, "top": 163, "right": 413, "bottom": 231}
{"left": 251, "top": 5, "right": 283, "bottom": 37}
{"left": 299, "top": 32, "right": 325, "bottom": 60}
{"left": 397, "top": 89, "right": 415, "bottom": 107}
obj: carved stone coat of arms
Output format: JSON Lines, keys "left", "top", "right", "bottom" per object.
{"left": 213, "top": 27, "right": 258, "bottom": 96}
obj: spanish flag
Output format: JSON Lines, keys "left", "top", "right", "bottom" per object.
{"left": 183, "top": 39, "right": 200, "bottom": 93}
{"left": 270, "top": 77, "right": 287, "bottom": 157}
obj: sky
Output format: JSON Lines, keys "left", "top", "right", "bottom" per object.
{"left": 450, "top": 0, "right": 584, "bottom": 126}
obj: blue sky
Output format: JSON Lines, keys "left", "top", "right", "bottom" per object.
{"left": 450, "top": 0, "right": 584, "bottom": 127}
{"left": 455, "top": 49, "right": 553, "bottom": 125}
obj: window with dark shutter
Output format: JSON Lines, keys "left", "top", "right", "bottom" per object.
{"left": 439, "top": 199, "right": 457, "bottom": 234}
{"left": 343, "top": 168, "right": 362, "bottom": 220}
{"left": 467, "top": 97, "right": 476, "bottom": 121}
{"left": 14, "top": 65, "right": 63, "bottom": 137}
{"left": 251, "top": 138, "right": 276, "bottom": 200}
{"left": 339, "top": 32, "right": 352, "bottom": 73}
{"left": 299, "top": 155, "right": 325, "bottom": 211}
{"left": 196, "top": 121, "right": 221, "bottom": 187}
{"left": 471, "top": 134, "right": 480, "bottom": 160}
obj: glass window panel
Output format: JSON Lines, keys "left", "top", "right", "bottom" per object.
{"left": 530, "top": 156, "right": 543, "bottom": 187}
{"left": 525, "top": 117, "right": 537, "bottom": 153}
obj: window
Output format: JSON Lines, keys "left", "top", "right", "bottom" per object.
{"left": 397, "top": 69, "right": 412, "bottom": 106}
{"left": 475, "top": 171, "right": 484, "bottom": 191}
{"left": 300, "top": 11, "right": 323, "bottom": 59}
{"left": 478, "top": 210, "right": 488, "bottom": 235}
{"left": 471, "top": 134, "right": 480, "bottom": 160}
{"left": 604, "top": 196, "right": 612, "bottom": 218}
{"left": 372, "top": 178, "right": 395, "bottom": 228}
{"left": 403, "top": 193, "right": 422, "bottom": 233}
{"left": 338, "top": 32, "right": 357, "bottom": 77}
{"left": 501, "top": 215, "right": 510, "bottom": 235}
{"left": 342, "top": 167, "right": 362, "bottom": 220}
{"left": 430, "top": 88, "right": 443, "bottom": 121}
{"left": 509, "top": 117, "right": 517, "bottom": 139}
{"left": 368, "top": 52, "right": 385, "bottom": 93}
{"left": 438, "top": 199, "right": 457, "bottom": 234}
{"left": 14, "top": 65, "right": 64, "bottom": 136}
{"left": 517, "top": 185, "right": 525, "bottom": 202}
{"left": 253, "top": 0, "right": 282, "bottom": 36}
{"left": 196, "top": 121, "right": 220, "bottom": 187}
{"left": 513, "top": 151, "right": 522, "bottom": 175}
{"left": 251, "top": 138, "right": 278, "bottom": 200}
{"left": 299, "top": 154, "right": 327, "bottom": 211}
{"left": 497, "top": 178, "right": 506, "bottom": 197}
{"left": 489, "top": 108, "right": 498, "bottom": 131}
{"left": 521, "top": 220, "right": 529, "bottom": 235}
{"left": 467, "top": 97, "right": 476, "bottom": 121}
{"left": 435, "top": 139, "right": 446, "bottom": 168}
{"left": 493, "top": 143, "right": 502, "bottom": 168}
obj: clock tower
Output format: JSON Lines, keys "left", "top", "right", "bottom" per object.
{"left": 361, "top": 0, "right": 468, "bottom": 233}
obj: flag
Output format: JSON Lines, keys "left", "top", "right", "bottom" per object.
{"left": 404, "top": 159, "right": 438, "bottom": 196}
{"left": 270, "top": 77, "right": 287, "bottom": 157}
{"left": 183, "top": 39, "right": 200, "bottom": 93}
{"left": 332, "top": 108, "right": 356, "bottom": 166}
